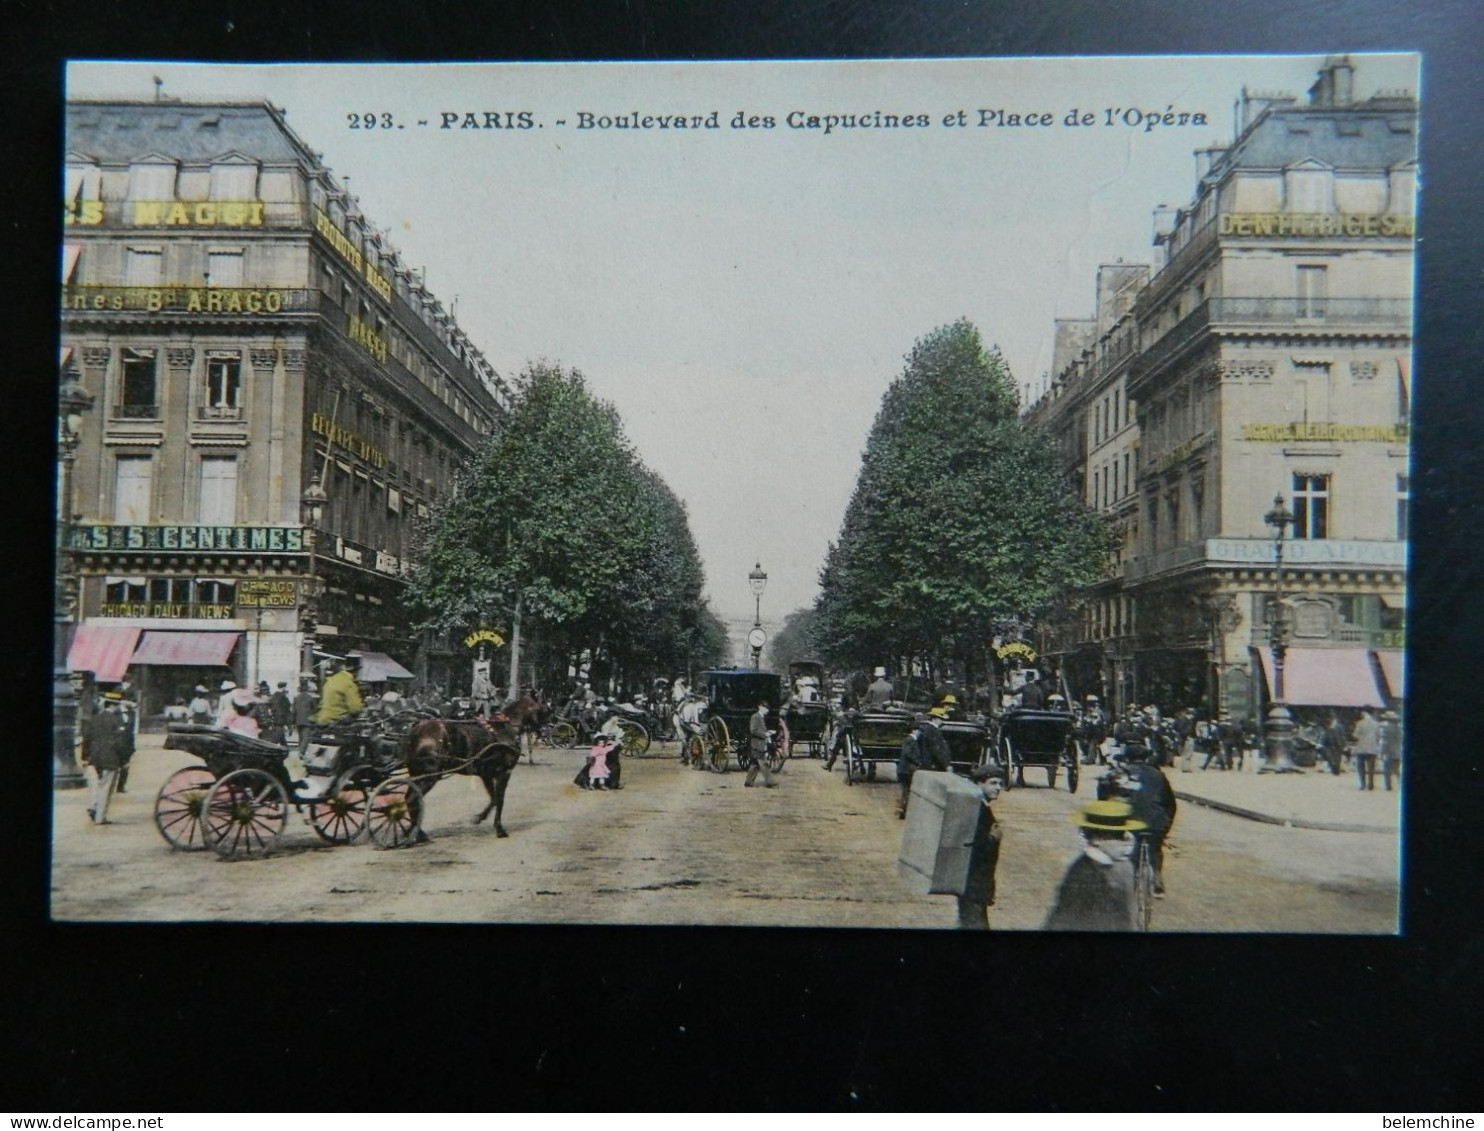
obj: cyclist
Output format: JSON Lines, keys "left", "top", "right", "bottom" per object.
{"left": 1104, "top": 741, "right": 1177, "bottom": 896}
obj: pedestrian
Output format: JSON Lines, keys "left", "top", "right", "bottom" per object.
{"left": 1018, "top": 676, "right": 1046, "bottom": 711}
{"left": 1109, "top": 742, "right": 1177, "bottom": 895}
{"left": 1172, "top": 707, "right": 1196, "bottom": 772}
{"left": 81, "top": 692, "right": 134, "bottom": 825}
{"left": 221, "top": 684, "right": 262, "bottom": 739}
{"left": 293, "top": 675, "right": 318, "bottom": 750}
{"left": 1379, "top": 710, "right": 1403, "bottom": 791}
{"left": 1239, "top": 715, "right": 1261, "bottom": 770}
{"left": 270, "top": 680, "right": 293, "bottom": 729}
{"left": 956, "top": 764, "right": 1004, "bottom": 930}
{"left": 745, "top": 698, "right": 777, "bottom": 787}
{"left": 1320, "top": 713, "right": 1348, "bottom": 776}
{"left": 578, "top": 734, "right": 616, "bottom": 790}
{"left": 1351, "top": 708, "right": 1381, "bottom": 791}
{"left": 1186, "top": 711, "right": 1213, "bottom": 773}
{"left": 864, "top": 667, "right": 895, "bottom": 708}
{"left": 823, "top": 691, "right": 856, "bottom": 772}
{"left": 163, "top": 696, "right": 190, "bottom": 725}
{"left": 1078, "top": 695, "right": 1108, "bottom": 765}
{"left": 1204, "top": 711, "right": 1234, "bottom": 771}
{"left": 1044, "top": 800, "right": 1145, "bottom": 932}
{"left": 188, "top": 684, "right": 212, "bottom": 725}
{"left": 895, "top": 711, "right": 950, "bottom": 817}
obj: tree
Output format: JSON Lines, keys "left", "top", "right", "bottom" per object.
{"left": 765, "top": 606, "right": 820, "bottom": 670}
{"left": 814, "top": 320, "right": 1110, "bottom": 683}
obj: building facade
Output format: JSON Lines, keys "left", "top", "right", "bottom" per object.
{"left": 60, "top": 98, "right": 509, "bottom": 720}
{"left": 1027, "top": 57, "right": 1414, "bottom": 719}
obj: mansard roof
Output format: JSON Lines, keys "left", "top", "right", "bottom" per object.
{"left": 65, "top": 101, "right": 315, "bottom": 166}
{"left": 1218, "top": 97, "right": 1418, "bottom": 177}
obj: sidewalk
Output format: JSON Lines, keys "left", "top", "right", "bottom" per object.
{"left": 1170, "top": 760, "right": 1400, "bottom": 834}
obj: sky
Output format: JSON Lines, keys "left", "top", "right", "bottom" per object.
{"left": 67, "top": 54, "right": 1419, "bottom": 644}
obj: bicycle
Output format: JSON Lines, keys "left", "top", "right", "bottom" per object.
{"left": 1131, "top": 834, "right": 1155, "bottom": 931}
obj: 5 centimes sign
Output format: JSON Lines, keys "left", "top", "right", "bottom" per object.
{"left": 70, "top": 525, "right": 306, "bottom": 552}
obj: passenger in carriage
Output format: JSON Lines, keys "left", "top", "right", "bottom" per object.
{"left": 220, "top": 685, "right": 263, "bottom": 740}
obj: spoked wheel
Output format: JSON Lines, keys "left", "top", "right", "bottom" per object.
{"left": 683, "top": 734, "right": 706, "bottom": 768}
{"left": 308, "top": 768, "right": 376, "bottom": 844}
{"left": 616, "top": 719, "right": 651, "bottom": 757}
{"left": 202, "top": 768, "right": 289, "bottom": 860}
{"left": 366, "top": 778, "right": 425, "bottom": 849}
{"left": 706, "top": 717, "right": 731, "bottom": 773}
{"left": 154, "top": 765, "right": 217, "bottom": 851}
{"left": 1066, "top": 756, "right": 1080, "bottom": 794}
{"left": 551, "top": 722, "right": 579, "bottom": 749}
{"left": 999, "top": 737, "right": 1016, "bottom": 791}
{"left": 844, "top": 737, "right": 862, "bottom": 785}
{"left": 1133, "top": 838, "right": 1155, "bottom": 931}
{"left": 768, "top": 720, "right": 789, "bottom": 774}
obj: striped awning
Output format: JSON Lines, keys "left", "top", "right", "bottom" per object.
{"left": 130, "top": 631, "right": 241, "bottom": 667}
{"left": 350, "top": 651, "right": 414, "bottom": 681}
{"left": 67, "top": 625, "right": 142, "bottom": 683}
{"left": 1255, "top": 647, "right": 1385, "bottom": 709}
{"left": 1372, "top": 649, "right": 1405, "bottom": 700}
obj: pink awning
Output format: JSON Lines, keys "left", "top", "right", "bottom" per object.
{"left": 1373, "top": 649, "right": 1405, "bottom": 700}
{"left": 130, "top": 631, "right": 240, "bottom": 667}
{"left": 67, "top": 625, "right": 142, "bottom": 683}
{"left": 1255, "top": 646, "right": 1385, "bottom": 709}
{"left": 62, "top": 243, "right": 81, "bottom": 284}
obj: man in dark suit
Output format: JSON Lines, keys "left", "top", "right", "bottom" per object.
{"left": 745, "top": 699, "right": 776, "bottom": 787}
{"left": 82, "top": 693, "right": 134, "bottom": 825}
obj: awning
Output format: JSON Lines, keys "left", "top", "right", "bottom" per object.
{"left": 63, "top": 244, "right": 81, "bottom": 284}
{"left": 1373, "top": 649, "right": 1405, "bottom": 700}
{"left": 1254, "top": 646, "right": 1385, "bottom": 708}
{"left": 67, "top": 625, "right": 142, "bottom": 683}
{"left": 130, "top": 630, "right": 241, "bottom": 667}
{"left": 61, "top": 346, "right": 74, "bottom": 369}
{"left": 351, "top": 651, "right": 415, "bottom": 681}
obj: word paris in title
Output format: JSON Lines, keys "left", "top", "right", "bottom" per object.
{"left": 349, "top": 105, "right": 1209, "bottom": 137}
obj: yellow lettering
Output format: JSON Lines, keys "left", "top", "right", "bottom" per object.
{"left": 195, "top": 203, "right": 216, "bottom": 225}
{"left": 166, "top": 202, "right": 190, "bottom": 225}
{"left": 206, "top": 289, "right": 223, "bottom": 312}
{"left": 133, "top": 201, "right": 166, "bottom": 225}
{"left": 265, "top": 291, "right": 283, "bottom": 312}
{"left": 222, "top": 202, "right": 246, "bottom": 225}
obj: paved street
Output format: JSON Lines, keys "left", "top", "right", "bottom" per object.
{"left": 51, "top": 735, "right": 1400, "bottom": 931}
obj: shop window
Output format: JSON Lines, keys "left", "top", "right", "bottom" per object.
{"left": 198, "top": 457, "right": 238, "bottom": 525}
{"left": 207, "top": 249, "right": 245, "bottom": 288}
{"left": 113, "top": 456, "right": 153, "bottom": 524}
{"left": 203, "top": 353, "right": 243, "bottom": 419}
{"left": 117, "top": 349, "right": 158, "bottom": 419}
{"left": 125, "top": 247, "right": 163, "bottom": 286}
{"left": 1292, "top": 473, "right": 1330, "bottom": 539}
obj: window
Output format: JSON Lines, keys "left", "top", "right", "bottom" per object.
{"left": 125, "top": 248, "right": 163, "bottom": 286}
{"left": 198, "top": 457, "right": 238, "bottom": 525}
{"left": 1296, "top": 265, "right": 1328, "bottom": 318}
{"left": 113, "top": 456, "right": 153, "bottom": 524}
{"left": 1285, "top": 164, "right": 1332, "bottom": 213}
{"left": 104, "top": 577, "right": 147, "bottom": 604}
{"left": 117, "top": 349, "right": 158, "bottom": 418}
{"left": 149, "top": 577, "right": 193, "bottom": 606}
{"left": 1167, "top": 493, "right": 1181, "bottom": 541}
{"left": 127, "top": 162, "right": 177, "bottom": 200}
{"left": 1123, "top": 453, "right": 1131, "bottom": 499}
{"left": 196, "top": 579, "right": 236, "bottom": 607}
{"left": 209, "top": 162, "right": 258, "bottom": 199}
{"left": 1191, "top": 473, "right": 1205, "bottom": 537}
{"left": 1396, "top": 474, "right": 1410, "bottom": 540}
{"left": 207, "top": 249, "right": 244, "bottom": 288}
{"left": 1292, "top": 474, "right": 1330, "bottom": 539}
{"left": 203, "top": 352, "right": 243, "bottom": 418}
{"left": 65, "top": 163, "right": 101, "bottom": 203}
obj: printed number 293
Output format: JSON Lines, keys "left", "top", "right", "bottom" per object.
{"left": 348, "top": 113, "right": 396, "bottom": 129}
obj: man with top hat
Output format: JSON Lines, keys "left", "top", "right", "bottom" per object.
{"left": 895, "top": 710, "right": 950, "bottom": 818}
{"left": 81, "top": 691, "right": 134, "bottom": 825}
{"left": 1044, "top": 800, "right": 1146, "bottom": 931}
{"left": 314, "top": 656, "right": 365, "bottom": 725}
{"left": 864, "top": 667, "right": 894, "bottom": 708}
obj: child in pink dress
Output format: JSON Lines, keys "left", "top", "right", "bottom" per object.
{"left": 586, "top": 735, "right": 614, "bottom": 790}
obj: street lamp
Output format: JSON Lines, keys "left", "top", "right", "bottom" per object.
{"left": 1261, "top": 493, "right": 1301, "bottom": 773}
{"left": 748, "top": 561, "right": 768, "bottom": 668}
{"left": 54, "top": 368, "right": 95, "bottom": 789}
{"left": 299, "top": 470, "right": 330, "bottom": 679}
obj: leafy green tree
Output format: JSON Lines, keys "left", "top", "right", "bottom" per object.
{"left": 765, "top": 606, "right": 820, "bottom": 670}
{"left": 814, "top": 319, "right": 1109, "bottom": 685}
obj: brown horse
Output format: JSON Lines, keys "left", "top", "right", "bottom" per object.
{"left": 404, "top": 715, "right": 523, "bottom": 837}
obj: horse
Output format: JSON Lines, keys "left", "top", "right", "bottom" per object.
{"left": 674, "top": 693, "right": 710, "bottom": 768}
{"left": 403, "top": 705, "right": 533, "bottom": 837}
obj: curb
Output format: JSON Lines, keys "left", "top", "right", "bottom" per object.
{"left": 1173, "top": 790, "right": 1396, "bottom": 835}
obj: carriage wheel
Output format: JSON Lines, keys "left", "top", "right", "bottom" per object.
{"left": 366, "top": 778, "right": 425, "bottom": 850}
{"left": 202, "top": 768, "right": 289, "bottom": 860}
{"left": 616, "top": 719, "right": 651, "bottom": 757}
{"left": 767, "top": 719, "right": 789, "bottom": 774}
{"left": 844, "top": 737, "right": 861, "bottom": 785}
{"left": 1066, "top": 757, "right": 1080, "bottom": 794}
{"left": 998, "top": 737, "right": 1016, "bottom": 791}
{"left": 308, "top": 768, "right": 376, "bottom": 845}
{"left": 154, "top": 765, "right": 217, "bottom": 851}
{"left": 1047, "top": 764, "right": 1058, "bottom": 788}
{"left": 683, "top": 734, "right": 705, "bottom": 768}
{"left": 706, "top": 717, "right": 731, "bottom": 773}
{"left": 551, "top": 722, "right": 579, "bottom": 749}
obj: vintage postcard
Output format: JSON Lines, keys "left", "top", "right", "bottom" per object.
{"left": 53, "top": 54, "right": 1415, "bottom": 930}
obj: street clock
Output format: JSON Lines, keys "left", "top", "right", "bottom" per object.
{"left": 747, "top": 627, "right": 767, "bottom": 651}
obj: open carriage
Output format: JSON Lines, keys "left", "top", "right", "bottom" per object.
{"left": 782, "top": 660, "right": 832, "bottom": 758}
{"left": 157, "top": 712, "right": 415, "bottom": 858}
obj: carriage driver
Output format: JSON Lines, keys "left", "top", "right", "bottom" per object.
{"left": 314, "top": 656, "right": 365, "bottom": 725}
{"left": 865, "top": 667, "right": 895, "bottom": 708}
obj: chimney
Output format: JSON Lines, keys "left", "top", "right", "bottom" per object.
{"left": 1309, "top": 56, "right": 1355, "bottom": 108}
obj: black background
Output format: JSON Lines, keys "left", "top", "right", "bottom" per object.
{"left": 7, "top": 0, "right": 1482, "bottom": 1112}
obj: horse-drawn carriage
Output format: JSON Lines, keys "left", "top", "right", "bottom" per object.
{"left": 546, "top": 699, "right": 653, "bottom": 757}
{"left": 157, "top": 711, "right": 416, "bottom": 858}
{"left": 991, "top": 707, "right": 1079, "bottom": 792}
{"left": 677, "top": 668, "right": 788, "bottom": 774}
{"left": 838, "top": 707, "right": 993, "bottom": 784}
{"left": 782, "top": 660, "right": 832, "bottom": 758}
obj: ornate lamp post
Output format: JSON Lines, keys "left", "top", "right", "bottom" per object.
{"left": 1261, "top": 493, "right": 1301, "bottom": 773}
{"left": 748, "top": 562, "right": 768, "bottom": 668}
{"left": 299, "top": 471, "right": 330, "bottom": 679}
{"left": 54, "top": 369, "right": 95, "bottom": 789}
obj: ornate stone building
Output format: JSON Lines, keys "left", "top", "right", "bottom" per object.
{"left": 1026, "top": 57, "right": 1413, "bottom": 718}
{"left": 60, "top": 98, "right": 510, "bottom": 719}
